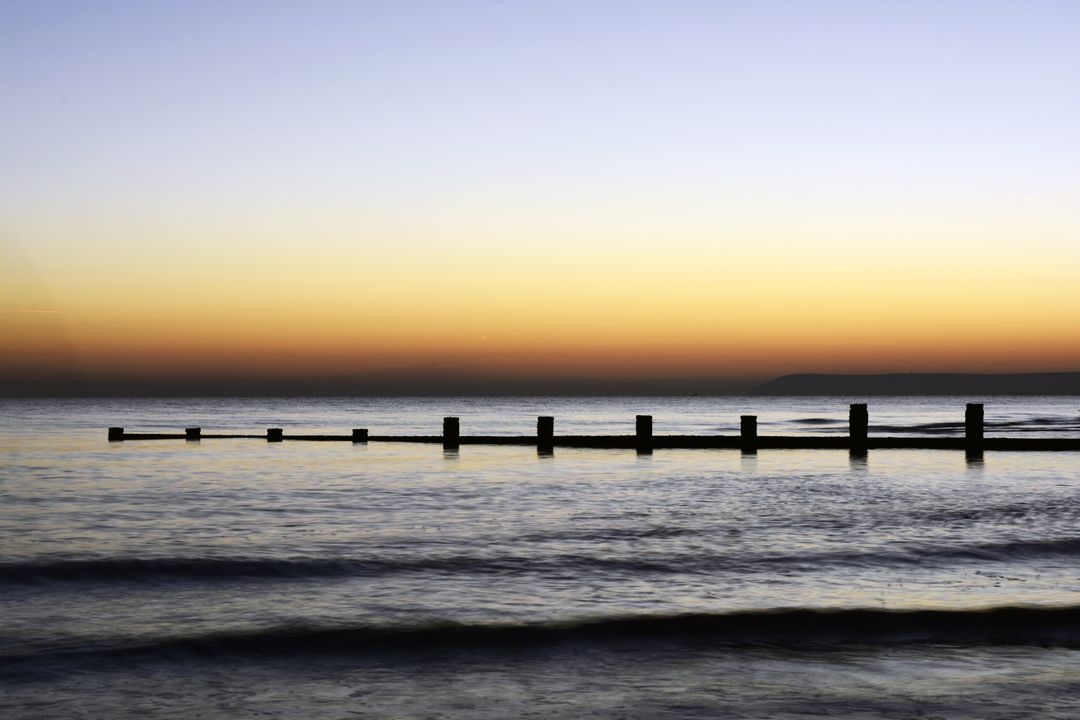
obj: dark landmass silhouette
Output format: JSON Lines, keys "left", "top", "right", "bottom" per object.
{"left": 752, "top": 372, "right": 1080, "bottom": 396}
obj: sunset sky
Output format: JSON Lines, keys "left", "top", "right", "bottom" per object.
{"left": 2, "top": 1, "right": 1079, "bottom": 394}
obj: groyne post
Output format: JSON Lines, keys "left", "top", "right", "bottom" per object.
{"left": 966, "top": 403, "right": 984, "bottom": 452}
{"left": 108, "top": 427, "right": 124, "bottom": 442}
{"left": 267, "top": 428, "right": 283, "bottom": 442}
{"left": 849, "top": 404, "right": 868, "bottom": 453}
{"left": 185, "top": 427, "right": 201, "bottom": 441}
{"left": 636, "top": 415, "right": 653, "bottom": 454}
{"left": 741, "top": 415, "right": 758, "bottom": 453}
{"left": 443, "top": 417, "right": 460, "bottom": 449}
{"left": 352, "top": 428, "right": 368, "bottom": 443}
{"left": 537, "top": 416, "right": 554, "bottom": 452}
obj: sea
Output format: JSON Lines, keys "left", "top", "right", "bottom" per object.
{"left": 2, "top": 395, "right": 1080, "bottom": 719}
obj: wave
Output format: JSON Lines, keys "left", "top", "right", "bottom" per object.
{"left": 518, "top": 526, "right": 696, "bottom": 542}
{"left": 0, "top": 556, "right": 507, "bottom": 583}
{"left": 872, "top": 416, "right": 1080, "bottom": 435}
{"left": 842, "top": 536, "right": 1080, "bottom": 565}
{"left": 4, "top": 605, "right": 1080, "bottom": 671}
{"left": 771, "top": 416, "right": 1080, "bottom": 436}
{"left": 5, "top": 537, "right": 1080, "bottom": 586}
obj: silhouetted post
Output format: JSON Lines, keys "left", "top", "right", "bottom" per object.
{"left": 636, "top": 415, "right": 653, "bottom": 454}
{"left": 352, "top": 428, "right": 368, "bottom": 443}
{"left": 741, "top": 415, "right": 758, "bottom": 453}
{"left": 185, "top": 427, "right": 201, "bottom": 441}
{"left": 443, "top": 417, "right": 460, "bottom": 449}
{"left": 966, "top": 403, "right": 984, "bottom": 451}
{"left": 267, "top": 428, "right": 283, "bottom": 442}
{"left": 537, "top": 416, "right": 554, "bottom": 452}
{"left": 849, "top": 404, "right": 868, "bottom": 453}
{"left": 108, "top": 427, "right": 124, "bottom": 442}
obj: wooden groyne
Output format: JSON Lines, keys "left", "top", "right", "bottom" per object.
{"left": 106, "top": 404, "right": 1080, "bottom": 452}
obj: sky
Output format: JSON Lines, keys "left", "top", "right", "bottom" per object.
{"left": 2, "top": 0, "right": 1079, "bottom": 394}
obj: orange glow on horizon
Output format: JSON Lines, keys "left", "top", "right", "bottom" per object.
{"left": 4, "top": 174, "right": 1080, "bottom": 388}
{"left": 5, "top": 296, "right": 1079, "bottom": 384}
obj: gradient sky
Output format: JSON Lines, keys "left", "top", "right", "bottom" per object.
{"left": 2, "top": 1, "right": 1079, "bottom": 393}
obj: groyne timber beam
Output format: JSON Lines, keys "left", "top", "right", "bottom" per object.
{"left": 106, "top": 433, "right": 1080, "bottom": 451}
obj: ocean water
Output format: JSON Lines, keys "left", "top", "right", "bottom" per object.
{"left": 2, "top": 396, "right": 1080, "bottom": 719}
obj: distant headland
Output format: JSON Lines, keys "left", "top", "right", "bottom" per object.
{"left": 751, "top": 372, "right": 1080, "bottom": 396}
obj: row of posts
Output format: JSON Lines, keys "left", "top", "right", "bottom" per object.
{"left": 447, "top": 403, "right": 986, "bottom": 453}
{"left": 733, "top": 403, "right": 984, "bottom": 453}
{"left": 107, "top": 403, "right": 987, "bottom": 451}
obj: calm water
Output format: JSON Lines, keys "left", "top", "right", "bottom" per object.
{"left": 2, "top": 396, "right": 1080, "bottom": 718}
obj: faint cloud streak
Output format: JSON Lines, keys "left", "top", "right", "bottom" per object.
{"left": 0, "top": 308, "right": 63, "bottom": 314}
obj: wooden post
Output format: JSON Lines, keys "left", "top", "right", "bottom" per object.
{"left": 443, "top": 417, "right": 460, "bottom": 449}
{"left": 352, "top": 428, "right": 368, "bottom": 443}
{"left": 185, "top": 427, "right": 201, "bottom": 441}
{"left": 741, "top": 415, "right": 758, "bottom": 453}
{"left": 849, "top": 403, "right": 868, "bottom": 453}
{"left": 108, "top": 427, "right": 124, "bottom": 442}
{"left": 636, "top": 415, "right": 653, "bottom": 453}
{"left": 966, "top": 403, "right": 984, "bottom": 451}
{"left": 267, "top": 428, "right": 283, "bottom": 442}
{"left": 537, "top": 416, "right": 554, "bottom": 451}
